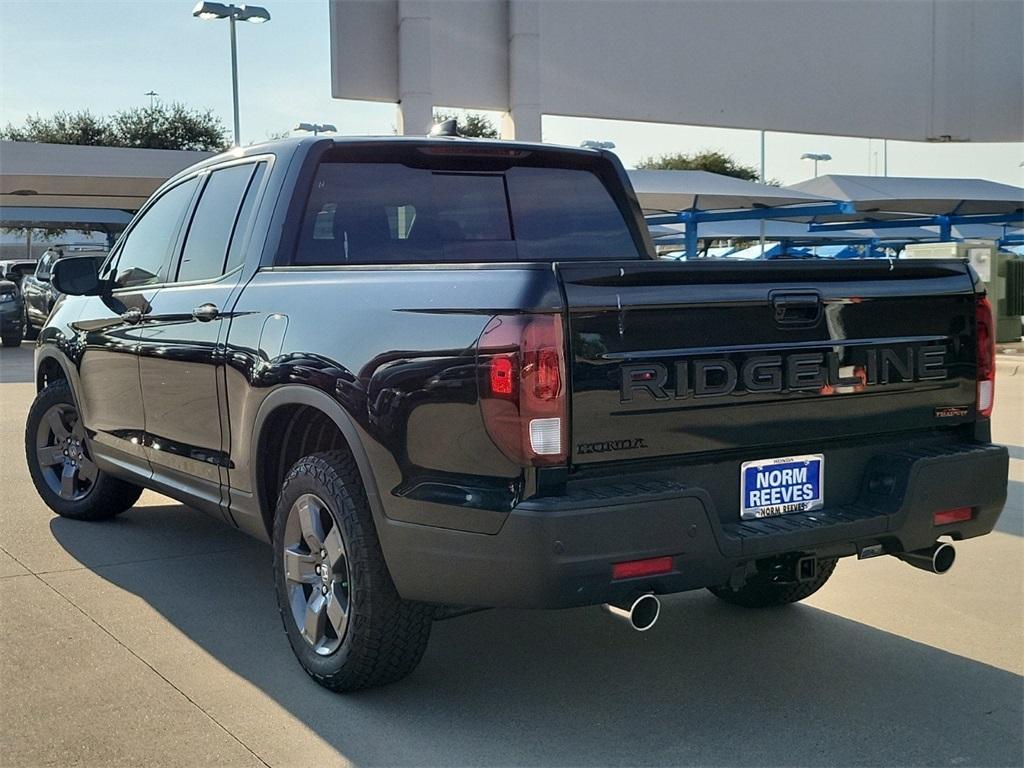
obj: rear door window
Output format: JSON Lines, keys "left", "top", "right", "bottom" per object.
{"left": 176, "top": 164, "right": 257, "bottom": 283}
{"left": 294, "top": 160, "right": 637, "bottom": 265}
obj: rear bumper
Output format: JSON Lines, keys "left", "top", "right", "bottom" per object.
{"left": 381, "top": 442, "right": 1009, "bottom": 608}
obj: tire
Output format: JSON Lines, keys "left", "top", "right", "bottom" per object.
{"left": 24, "top": 380, "right": 142, "bottom": 520}
{"left": 22, "top": 307, "right": 37, "bottom": 341}
{"left": 273, "top": 450, "right": 433, "bottom": 692}
{"left": 1, "top": 330, "right": 22, "bottom": 347}
{"left": 708, "top": 557, "right": 838, "bottom": 608}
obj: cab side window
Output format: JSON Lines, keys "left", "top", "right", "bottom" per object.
{"left": 112, "top": 177, "right": 200, "bottom": 289}
{"left": 176, "top": 163, "right": 261, "bottom": 283}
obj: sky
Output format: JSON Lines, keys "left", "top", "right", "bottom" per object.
{"left": 1, "top": 0, "right": 1022, "bottom": 189}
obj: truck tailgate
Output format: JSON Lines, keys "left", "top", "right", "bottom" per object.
{"left": 559, "top": 259, "right": 977, "bottom": 465}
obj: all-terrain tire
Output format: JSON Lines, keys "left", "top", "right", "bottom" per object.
{"left": 709, "top": 557, "right": 838, "bottom": 608}
{"left": 273, "top": 450, "right": 433, "bottom": 692}
{"left": 24, "top": 380, "right": 142, "bottom": 520}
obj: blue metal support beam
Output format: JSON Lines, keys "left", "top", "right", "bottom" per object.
{"left": 809, "top": 211, "right": 1024, "bottom": 233}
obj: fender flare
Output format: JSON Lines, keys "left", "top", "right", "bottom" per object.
{"left": 249, "top": 385, "right": 387, "bottom": 532}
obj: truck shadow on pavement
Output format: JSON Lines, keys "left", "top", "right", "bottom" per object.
{"left": 49, "top": 504, "right": 1023, "bottom": 767}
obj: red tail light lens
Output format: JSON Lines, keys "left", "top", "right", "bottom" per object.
{"left": 976, "top": 296, "right": 995, "bottom": 418}
{"left": 479, "top": 314, "right": 567, "bottom": 466}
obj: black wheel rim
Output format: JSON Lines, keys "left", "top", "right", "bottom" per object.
{"left": 282, "top": 493, "right": 351, "bottom": 656}
{"left": 35, "top": 402, "right": 97, "bottom": 501}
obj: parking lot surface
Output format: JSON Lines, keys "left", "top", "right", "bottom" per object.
{"left": 1, "top": 340, "right": 1021, "bottom": 767}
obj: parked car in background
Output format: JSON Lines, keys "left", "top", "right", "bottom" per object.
{"left": 0, "top": 278, "right": 25, "bottom": 346}
{"left": 21, "top": 245, "right": 107, "bottom": 338}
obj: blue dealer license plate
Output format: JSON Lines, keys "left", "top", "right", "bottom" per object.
{"left": 740, "top": 454, "right": 824, "bottom": 520}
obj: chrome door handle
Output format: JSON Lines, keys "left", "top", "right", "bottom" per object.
{"left": 192, "top": 303, "right": 219, "bottom": 322}
{"left": 121, "top": 307, "right": 143, "bottom": 325}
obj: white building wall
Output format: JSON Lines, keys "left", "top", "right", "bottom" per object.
{"left": 329, "top": 0, "right": 1024, "bottom": 142}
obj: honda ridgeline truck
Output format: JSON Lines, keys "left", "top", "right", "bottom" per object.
{"left": 26, "top": 136, "right": 1009, "bottom": 692}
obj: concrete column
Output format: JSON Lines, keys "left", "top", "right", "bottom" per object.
{"left": 502, "top": 0, "right": 541, "bottom": 141}
{"left": 397, "top": 0, "right": 433, "bottom": 136}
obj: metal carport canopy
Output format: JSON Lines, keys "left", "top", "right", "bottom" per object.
{"left": 627, "top": 170, "right": 832, "bottom": 213}
{"left": 0, "top": 206, "right": 134, "bottom": 228}
{"left": 648, "top": 220, "right": 940, "bottom": 243}
{"left": 786, "top": 175, "right": 1024, "bottom": 217}
{"left": 0, "top": 141, "right": 211, "bottom": 211}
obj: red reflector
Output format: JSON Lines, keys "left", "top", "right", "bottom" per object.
{"left": 611, "top": 556, "right": 674, "bottom": 580}
{"left": 490, "top": 355, "right": 515, "bottom": 396}
{"left": 934, "top": 507, "right": 972, "bottom": 526}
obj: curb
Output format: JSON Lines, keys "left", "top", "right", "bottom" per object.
{"left": 995, "top": 358, "right": 1020, "bottom": 376}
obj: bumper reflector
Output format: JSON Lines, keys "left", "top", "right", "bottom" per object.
{"left": 612, "top": 556, "right": 674, "bottom": 580}
{"left": 933, "top": 507, "right": 973, "bottom": 525}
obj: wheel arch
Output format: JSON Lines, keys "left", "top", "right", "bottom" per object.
{"left": 250, "top": 385, "right": 386, "bottom": 538}
{"left": 36, "top": 349, "right": 71, "bottom": 393}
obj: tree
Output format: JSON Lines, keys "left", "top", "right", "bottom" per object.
{"left": 636, "top": 150, "right": 762, "bottom": 182}
{"left": 1, "top": 103, "right": 230, "bottom": 152}
{"left": 432, "top": 110, "right": 499, "bottom": 139}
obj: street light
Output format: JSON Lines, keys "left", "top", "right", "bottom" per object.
{"left": 144, "top": 90, "right": 159, "bottom": 109}
{"left": 293, "top": 122, "right": 337, "bottom": 136}
{"left": 192, "top": 2, "right": 271, "bottom": 146}
{"left": 580, "top": 140, "right": 616, "bottom": 150}
{"left": 800, "top": 152, "right": 832, "bottom": 178}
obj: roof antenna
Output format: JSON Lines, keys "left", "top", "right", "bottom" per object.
{"left": 428, "top": 118, "right": 461, "bottom": 138}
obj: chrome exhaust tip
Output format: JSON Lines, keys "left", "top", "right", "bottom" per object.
{"left": 895, "top": 542, "right": 956, "bottom": 574}
{"left": 602, "top": 593, "right": 661, "bottom": 631}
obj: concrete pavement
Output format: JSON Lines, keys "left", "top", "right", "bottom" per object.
{"left": 1, "top": 340, "right": 1021, "bottom": 767}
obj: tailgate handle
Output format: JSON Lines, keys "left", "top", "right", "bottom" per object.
{"left": 770, "top": 291, "right": 821, "bottom": 326}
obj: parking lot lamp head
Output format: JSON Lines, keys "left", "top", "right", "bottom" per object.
{"left": 192, "top": 2, "right": 271, "bottom": 147}
{"left": 293, "top": 123, "right": 337, "bottom": 136}
{"left": 800, "top": 152, "right": 832, "bottom": 178}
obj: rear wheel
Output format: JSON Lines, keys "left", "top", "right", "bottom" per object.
{"left": 1, "top": 328, "right": 22, "bottom": 347}
{"left": 273, "top": 450, "right": 432, "bottom": 692}
{"left": 709, "top": 557, "right": 838, "bottom": 608}
{"left": 24, "top": 380, "right": 142, "bottom": 520}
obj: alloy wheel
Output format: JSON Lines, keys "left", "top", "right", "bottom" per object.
{"left": 282, "top": 493, "right": 351, "bottom": 656}
{"left": 35, "top": 403, "right": 97, "bottom": 501}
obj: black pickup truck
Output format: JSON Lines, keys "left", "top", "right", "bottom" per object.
{"left": 26, "top": 136, "right": 1008, "bottom": 692}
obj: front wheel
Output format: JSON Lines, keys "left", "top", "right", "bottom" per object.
{"left": 708, "top": 557, "right": 838, "bottom": 608}
{"left": 24, "top": 380, "right": 142, "bottom": 520}
{"left": 273, "top": 450, "right": 433, "bottom": 692}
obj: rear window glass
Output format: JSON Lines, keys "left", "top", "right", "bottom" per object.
{"left": 294, "top": 162, "right": 638, "bottom": 265}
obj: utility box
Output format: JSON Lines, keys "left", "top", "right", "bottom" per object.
{"left": 904, "top": 241, "right": 1023, "bottom": 343}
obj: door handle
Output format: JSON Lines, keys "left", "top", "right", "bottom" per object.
{"left": 121, "top": 307, "right": 143, "bottom": 325}
{"left": 192, "top": 303, "right": 219, "bottom": 322}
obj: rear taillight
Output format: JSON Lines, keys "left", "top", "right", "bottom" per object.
{"left": 478, "top": 314, "right": 567, "bottom": 466}
{"left": 976, "top": 296, "right": 995, "bottom": 418}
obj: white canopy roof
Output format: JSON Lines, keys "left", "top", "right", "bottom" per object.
{"left": 0, "top": 141, "right": 210, "bottom": 211}
{"left": 786, "top": 175, "right": 1024, "bottom": 217}
{"left": 628, "top": 170, "right": 831, "bottom": 213}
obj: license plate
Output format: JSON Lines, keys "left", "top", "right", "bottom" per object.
{"left": 740, "top": 454, "right": 824, "bottom": 520}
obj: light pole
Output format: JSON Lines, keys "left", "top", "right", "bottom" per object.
{"left": 800, "top": 152, "right": 832, "bottom": 178}
{"left": 192, "top": 2, "right": 271, "bottom": 146}
{"left": 144, "top": 90, "right": 159, "bottom": 109}
{"left": 294, "top": 122, "right": 337, "bottom": 137}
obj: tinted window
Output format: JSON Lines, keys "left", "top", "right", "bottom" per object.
{"left": 294, "top": 161, "right": 635, "bottom": 265}
{"left": 176, "top": 164, "right": 256, "bottom": 283}
{"left": 113, "top": 177, "right": 199, "bottom": 288}
{"left": 506, "top": 167, "right": 638, "bottom": 261}
{"left": 224, "top": 163, "right": 267, "bottom": 273}
{"left": 35, "top": 253, "right": 54, "bottom": 279}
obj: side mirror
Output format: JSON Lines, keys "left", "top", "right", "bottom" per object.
{"left": 51, "top": 256, "right": 105, "bottom": 296}
{"left": 4, "top": 264, "right": 33, "bottom": 282}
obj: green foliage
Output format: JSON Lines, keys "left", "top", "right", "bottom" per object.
{"left": 636, "top": 150, "right": 763, "bottom": 182}
{"left": 1, "top": 103, "right": 230, "bottom": 152}
{"left": 432, "top": 110, "right": 500, "bottom": 139}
